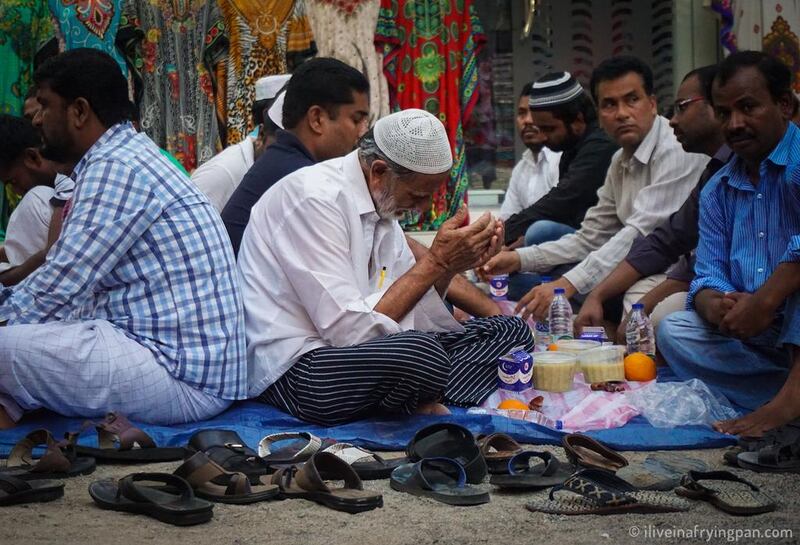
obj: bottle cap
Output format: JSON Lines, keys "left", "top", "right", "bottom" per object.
{"left": 632, "top": 303, "right": 644, "bottom": 310}
{"left": 541, "top": 276, "right": 552, "bottom": 283}
{"left": 554, "top": 288, "right": 565, "bottom": 295}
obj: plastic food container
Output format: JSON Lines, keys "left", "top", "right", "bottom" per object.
{"left": 578, "top": 345, "right": 626, "bottom": 383}
{"left": 555, "top": 339, "right": 602, "bottom": 354}
{"left": 532, "top": 352, "right": 577, "bottom": 392}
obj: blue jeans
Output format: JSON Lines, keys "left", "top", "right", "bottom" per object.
{"left": 507, "top": 221, "right": 576, "bottom": 302}
{"left": 658, "top": 295, "right": 800, "bottom": 411}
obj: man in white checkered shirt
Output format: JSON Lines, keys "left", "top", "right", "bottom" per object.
{"left": 0, "top": 49, "right": 247, "bottom": 428}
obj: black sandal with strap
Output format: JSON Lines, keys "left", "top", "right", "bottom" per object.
{"left": 0, "top": 475, "right": 64, "bottom": 506}
{"left": 89, "top": 472, "right": 214, "bottom": 526}
{"left": 525, "top": 468, "right": 692, "bottom": 515}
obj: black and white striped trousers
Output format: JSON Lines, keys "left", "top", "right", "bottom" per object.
{"left": 259, "top": 315, "right": 534, "bottom": 426}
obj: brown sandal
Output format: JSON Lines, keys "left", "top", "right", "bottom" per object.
{"left": 271, "top": 452, "right": 383, "bottom": 514}
{"left": 562, "top": 434, "right": 628, "bottom": 472}
{"left": 0, "top": 429, "right": 95, "bottom": 480}
{"left": 71, "top": 412, "right": 186, "bottom": 463}
{"left": 477, "top": 433, "right": 524, "bottom": 474}
{"left": 172, "top": 452, "right": 279, "bottom": 504}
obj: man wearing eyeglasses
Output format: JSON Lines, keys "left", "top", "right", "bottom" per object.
{"left": 483, "top": 56, "right": 708, "bottom": 322}
{"left": 575, "top": 65, "right": 731, "bottom": 340}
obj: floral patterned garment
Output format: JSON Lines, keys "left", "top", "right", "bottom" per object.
{"left": 219, "top": 0, "right": 315, "bottom": 145}
{"left": 0, "top": 0, "right": 56, "bottom": 240}
{"left": 118, "top": 0, "right": 227, "bottom": 172}
{"left": 307, "top": 0, "right": 390, "bottom": 124}
{"left": 376, "top": 0, "right": 486, "bottom": 231}
{"left": 50, "top": 0, "right": 129, "bottom": 77}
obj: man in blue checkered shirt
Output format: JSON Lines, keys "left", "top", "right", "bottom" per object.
{"left": 0, "top": 49, "right": 246, "bottom": 428}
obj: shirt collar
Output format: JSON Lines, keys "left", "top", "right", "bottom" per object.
{"left": 71, "top": 122, "right": 135, "bottom": 179}
{"left": 720, "top": 123, "right": 800, "bottom": 191}
{"left": 630, "top": 115, "right": 664, "bottom": 165}
{"left": 713, "top": 144, "right": 734, "bottom": 163}
{"left": 341, "top": 150, "right": 378, "bottom": 217}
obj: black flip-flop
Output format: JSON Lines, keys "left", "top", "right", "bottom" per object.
{"left": 187, "top": 430, "right": 271, "bottom": 484}
{"left": 0, "top": 429, "right": 95, "bottom": 481}
{"left": 391, "top": 458, "right": 490, "bottom": 506}
{"left": 88, "top": 473, "right": 214, "bottom": 526}
{"left": 0, "top": 475, "right": 64, "bottom": 506}
{"left": 406, "top": 423, "right": 487, "bottom": 484}
{"left": 675, "top": 470, "right": 776, "bottom": 515}
{"left": 71, "top": 413, "right": 186, "bottom": 463}
{"left": 489, "top": 451, "right": 574, "bottom": 490}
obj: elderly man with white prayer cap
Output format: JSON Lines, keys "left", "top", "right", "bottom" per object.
{"left": 191, "top": 74, "right": 290, "bottom": 212}
{"left": 239, "top": 108, "right": 533, "bottom": 425}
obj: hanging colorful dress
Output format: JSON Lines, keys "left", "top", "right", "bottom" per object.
{"left": 306, "top": 0, "right": 390, "bottom": 123}
{"left": 376, "top": 0, "right": 486, "bottom": 231}
{"left": 218, "top": 0, "right": 315, "bottom": 145}
{"left": 118, "top": 0, "right": 227, "bottom": 172}
{"left": 49, "top": 0, "right": 129, "bottom": 77}
{"left": 0, "top": 0, "right": 57, "bottom": 240}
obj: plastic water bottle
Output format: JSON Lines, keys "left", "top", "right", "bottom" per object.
{"left": 548, "top": 287, "right": 573, "bottom": 342}
{"left": 626, "top": 303, "right": 656, "bottom": 356}
{"left": 533, "top": 276, "right": 553, "bottom": 347}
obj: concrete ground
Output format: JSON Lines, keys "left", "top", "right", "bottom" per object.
{"left": 3, "top": 446, "right": 799, "bottom": 545}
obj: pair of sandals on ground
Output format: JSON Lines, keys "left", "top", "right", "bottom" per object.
{"left": 408, "top": 425, "right": 777, "bottom": 516}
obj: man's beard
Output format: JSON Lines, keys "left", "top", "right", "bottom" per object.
{"left": 39, "top": 134, "right": 73, "bottom": 164}
{"left": 549, "top": 125, "right": 580, "bottom": 152}
{"left": 372, "top": 180, "right": 404, "bottom": 220}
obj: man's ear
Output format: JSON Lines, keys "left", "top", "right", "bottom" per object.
{"left": 22, "top": 147, "right": 43, "bottom": 170}
{"left": 70, "top": 97, "right": 92, "bottom": 129}
{"left": 306, "top": 105, "right": 325, "bottom": 135}
{"left": 778, "top": 92, "right": 795, "bottom": 120}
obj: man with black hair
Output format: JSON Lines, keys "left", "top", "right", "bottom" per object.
{"left": 576, "top": 64, "right": 731, "bottom": 339}
{"left": 498, "top": 82, "right": 561, "bottom": 221}
{"left": 659, "top": 51, "right": 800, "bottom": 438}
{"left": 192, "top": 74, "right": 290, "bottom": 212}
{"left": 0, "top": 48, "right": 246, "bottom": 428}
{"left": 0, "top": 115, "right": 59, "bottom": 284}
{"left": 485, "top": 56, "right": 707, "bottom": 321}
{"left": 222, "top": 57, "right": 371, "bottom": 255}
{"left": 503, "top": 72, "right": 618, "bottom": 248}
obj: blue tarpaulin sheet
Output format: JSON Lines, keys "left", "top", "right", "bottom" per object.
{"left": 0, "top": 401, "right": 735, "bottom": 457}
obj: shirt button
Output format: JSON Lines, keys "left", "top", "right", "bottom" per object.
{"left": 757, "top": 267, "right": 764, "bottom": 273}
{"left": 759, "top": 232, "right": 765, "bottom": 238}
{"left": 757, "top": 193, "right": 763, "bottom": 199}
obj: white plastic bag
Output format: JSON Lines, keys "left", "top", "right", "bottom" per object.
{"left": 628, "top": 379, "right": 741, "bottom": 428}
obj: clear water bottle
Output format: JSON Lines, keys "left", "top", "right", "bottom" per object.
{"left": 548, "top": 287, "right": 573, "bottom": 342}
{"left": 626, "top": 303, "right": 656, "bottom": 356}
{"left": 533, "top": 276, "right": 553, "bottom": 347}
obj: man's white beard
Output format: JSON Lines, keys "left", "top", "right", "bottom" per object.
{"left": 372, "top": 181, "right": 404, "bottom": 220}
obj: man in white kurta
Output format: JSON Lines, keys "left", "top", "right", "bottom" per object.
{"left": 239, "top": 110, "right": 533, "bottom": 425}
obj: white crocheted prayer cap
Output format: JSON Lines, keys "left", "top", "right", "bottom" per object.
{"left": 374, "top": 109, "right": 453, "bottom": 175}
{"left": 255, "top": 74, "right": 291, "bottom": 101}
{"left": 267, "top": 90, "right": 285, "bottom": 129}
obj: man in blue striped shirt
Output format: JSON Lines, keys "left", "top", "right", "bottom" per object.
{"left": 659, "top": 51, "right": 800, "bottom": 437}
{"left": 0, "top": 49, "right": 247, "bottom": 428}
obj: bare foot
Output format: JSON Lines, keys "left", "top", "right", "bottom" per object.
{"left": 0, "top": 406, "right": 16, "bottom": 429}
{"left": 714, "top": 400, "right": 800, "bottom": 437}
{"left": 415, "top": 402, "right": 451, "bottom": 416}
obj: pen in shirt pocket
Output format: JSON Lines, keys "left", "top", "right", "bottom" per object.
{"left": 377, "top": 266, "right": 387, "bottom": 289}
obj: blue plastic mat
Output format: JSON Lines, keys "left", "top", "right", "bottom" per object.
{"left": 0, "top": 401, "right": 735, "bottom": 457}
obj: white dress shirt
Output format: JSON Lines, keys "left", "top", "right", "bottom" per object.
{"left": 191, "top": 137, "right": 256, "bottom": 212}
{"left": 3, "top": 185, "right": 54, "bottom": 267}
{"left": 238, "top": 150, "right": 463, "bottom": 396}
{"left": 517, "top": 115, "right": 708, "bottom": 294}
{"left": 499, "top": 147, "right": 562, "bottom": 220}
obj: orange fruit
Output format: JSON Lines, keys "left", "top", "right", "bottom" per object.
{"left": 624, "top": 352, "right": 657, "bottom": 381}
{"left": 497, "top": 399, "right": 529, "bottom": 411}
{"left": 547, "top": 344, "right": 559, "bottom": 351}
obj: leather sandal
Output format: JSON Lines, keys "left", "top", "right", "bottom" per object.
{"left": 0, "top": 429, "right": 95, "bottom": 480}
{"left": 271, "top": 452, "right": 383, "bottom": 514}
{"left": 0, "top": 475, "right": 64, "bottom": 506}
{"left": 172, "top": 452, "right": 279, "bottom": 504}
{"left": 562, "top": 433, "right": 628, "bottom": 472}
{"left": 187, "top": 430, "right": 271, "bottom": 484}
{"left": 70, "top": 412, "right": 186, "bottom": 463}
{"left": 477, "top": 433, "right": 524, "bottom": 474}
